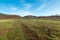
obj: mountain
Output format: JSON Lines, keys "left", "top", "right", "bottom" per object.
{"left": 38, "top": 16, "right": 60, "bottom": 20}
{"left": 23, "top": 15, "right": 37, "bottom": 19}
{"left": 0, "top": 13, "right": 21, "bottom": 19}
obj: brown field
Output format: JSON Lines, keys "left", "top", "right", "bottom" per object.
{"left": 0, "top": 19, "right": 60, "bottom": 40}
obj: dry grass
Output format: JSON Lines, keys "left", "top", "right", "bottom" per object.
{"left": 0, "top": 19, "right": 60, "bottom": 40}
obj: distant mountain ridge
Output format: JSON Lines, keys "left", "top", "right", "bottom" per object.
{"left": 0, "top": 13, "right": 7, "bottom": 15}
{"left": 0, "top": 13, "right": 60, "bottom": 20}
{"left": 0, "top": 13, "right": 21, "bottom": 19}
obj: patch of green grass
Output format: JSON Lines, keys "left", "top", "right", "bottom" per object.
{"left": 0, "top": 19, "right": 60, "bottom": 40}
{"left": 0, "top": 20, "right": 15, "bottom": 28}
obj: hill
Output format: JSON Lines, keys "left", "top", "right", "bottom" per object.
{"left": 0, "top": 13, "right": 60, "bottom": 20}
{"left": 38, "top": 16, "right": 60, "bottom": 20}
{"left": 0, "top": 13, "right": 21, "bottom": 19}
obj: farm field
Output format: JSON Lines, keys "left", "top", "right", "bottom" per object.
{"left": 0, "top": 19, "right": 60, "bottom": 40}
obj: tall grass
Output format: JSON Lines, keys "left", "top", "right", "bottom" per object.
{"left": 0, "top": 19, "right": 60, "bottom": 40}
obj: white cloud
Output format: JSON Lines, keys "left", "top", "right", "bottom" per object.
{"left": 48, "top": 8, "right": 60, "bottom": 15}
{"left": 8, "top": 10, "right": 35, "bottom": 16}
{"left": 10, "top": 7, "right": 18, "bottom": 11}
{"left": 19, "top": 11, "right": 35, "bottom": 16}
{"left": 36, "top": 4, "right": 46, "bottom": 11}
{"left": 36, "top": 0, "right": 47, "bottom": 11}
{"left": 24, "top": 4, "right": 32, "bottom": 10}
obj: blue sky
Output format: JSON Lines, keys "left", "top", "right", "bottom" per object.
{"left": 0, "top": 0, "right": 60, "bottom": 16}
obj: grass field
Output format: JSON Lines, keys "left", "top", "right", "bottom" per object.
{"left": 0, "top": 19, "right": 60, "bottom": 40}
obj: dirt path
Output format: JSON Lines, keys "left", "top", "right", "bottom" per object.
{"left": 20, "top": 21, "right": 41, "bottom": 40}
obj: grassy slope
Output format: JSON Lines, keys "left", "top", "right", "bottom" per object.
{"left": 0, "top": 19, "right": 60, "bottom": 40}
{"left": 0, "top": 20, "right": 26, "bottom": 40}
{"left": 21, "top": 19, "right": 60, "bottom": 40}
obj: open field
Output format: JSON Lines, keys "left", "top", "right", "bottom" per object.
{"left": 0, "top": 19, "right": 60, "bottom": 40}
